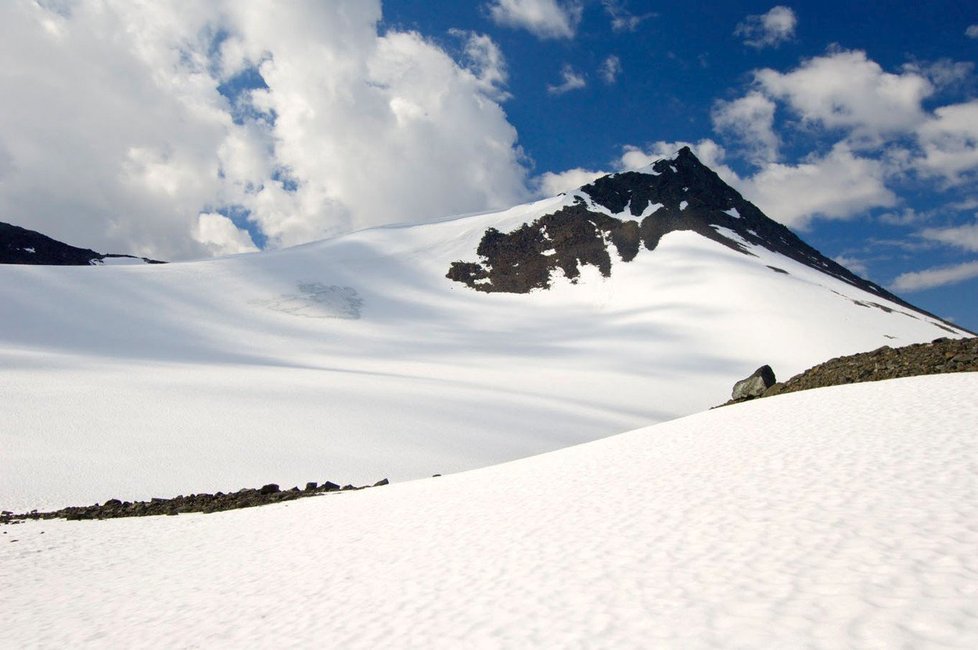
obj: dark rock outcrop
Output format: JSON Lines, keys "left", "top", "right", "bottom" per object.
{"left": 1, "top": 220, "right": 164, "bottom": 265}
{"left": 446, "top": 148, "right": 939, "bottom": 326}
{"left": 722, "top": 336, "right": 977, "bottom": 406}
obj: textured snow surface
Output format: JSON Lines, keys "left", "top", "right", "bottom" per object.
{"left": 3, "top": 375, "right": 976, "bottom": 648}
{"left": 0, "top": 194, "right": 969, "bottom": 511}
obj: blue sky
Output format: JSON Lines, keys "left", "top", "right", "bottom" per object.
{"left": 1, "top": 1, "right": 976, "bottom": 329}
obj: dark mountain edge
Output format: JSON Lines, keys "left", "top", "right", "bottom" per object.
{"left": 1, "top": 220, "right": 165, "bottom": 265}
{"left": 1, "top": 477, "right": 395, "bottom": 524}
{"left": 446, "top": 147, "right": 950, "bottom": 327}
{"left": 722, "top": 336, "right": 978, "bottom": 407}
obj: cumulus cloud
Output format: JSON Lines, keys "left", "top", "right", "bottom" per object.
{"left": 711, "top": 92, "right": 780, "bottom": 164}
{"left": 735, "top": 6, "right": 797, "bottom": 49}
{"left": 905, "top": 59, "right": 975, "bottom": 91}
{"left": 0, "top": 1, "right": 530, "bottom": 260}
{"left": 449, "top": 29, "right": 511, "bottom": 101}
{"left": 485, "top": 0, "right": 582, "bottom": 40}
{"left": 892, "top": 260, "right": 978, "bottom": 291}
{"left": 547, "top": 64, "right": 587, "bottom": 94}
{"left": 717, "top": 50, "right": 978, "bottom": 189}
{"left": 534, "top": 168, "right": 607, "bottom": 196}
{"left": 739, "top": 144, "right": 897, "bottom": 228}
{"left": 601, "top": 1, "right": 655, "bottom": 32}
{"left": 832, "top": 254, "right": 869, "bottom": 277}
{"left": 754, "top": 50, "right": 933, "bottom": 141}
{"left": 600, "top": 55, "right": 622, "bottom": 84}
{"left": 966, "top": 25, "right": 978, "bottom": 39}
{"left": 194, "top": 213, "right": 260, "bottom": 256}
{"left": 920, "top": 219, "right": 978, "bottom": 252}
{"left": 916, "top": 100, "right": 978, "bottom": 184}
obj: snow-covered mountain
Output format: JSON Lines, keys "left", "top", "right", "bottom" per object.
{"left": 0, "top": 149, "right": 969, "bottom": 512}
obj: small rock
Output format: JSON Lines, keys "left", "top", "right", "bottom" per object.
{"left": 304, "top": 482, "right": 318, "bottom": 491}
{"left": 373, "top": 478, "right": 389, "bottom": 487}
{"left": 259, "top": 483, "right": 280, "bottom": 495}
{"left": 321, "top": 481, "right": 340, "bottom": 492}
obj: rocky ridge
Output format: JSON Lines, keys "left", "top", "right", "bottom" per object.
{"left": 1, "top": 220, "right": 164, "bottom": 265}
{"left": 724, "top": 336, "right": 977, "bottom": 406}
{"left": 446, "top": 148, "right": 927, "bottom": 320}
{"left": 1, "top": 478, "right": 390, "bottom": 524}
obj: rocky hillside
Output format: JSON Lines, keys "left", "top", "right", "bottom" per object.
{"left": 1, "top": 220, "right": 164, "bottom": 265}
{"left": 447, "top": 147, "right": 924, "bottom": 318}
{"left": 727, "top": 336, "right": 977, "bottom": 405}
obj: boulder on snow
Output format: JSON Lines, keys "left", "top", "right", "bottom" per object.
{"left": 731, "top": 365, "right": 777, "bottom": 401}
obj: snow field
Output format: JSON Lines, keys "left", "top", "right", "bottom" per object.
{"left": 1, "top": 198, "right": 969, "bottom": 511}
{"left": 2, "top": 374, "right": 976, "bottom": 648}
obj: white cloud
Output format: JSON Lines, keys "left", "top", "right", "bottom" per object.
{"left": 735, "top": 6, "right": 797, "bottom": 49}
{"left": 916, "top": 99, "right": 978, "bottom": 184}
{"left": 547, "top": 64, "right": 587, "bottom": 95}
{"left": 0, "top": 1, "right": 530, "bottom": 260}
{"left": 892, "top": 260, "right": 978, "bottom": 291}
{"left": 449, "top": 29, "right": 511, "bottom": 101}
{"left": 193, "top": 213, "right": 259, "bottom": 256}
{"left": 921, "top": 219, "right": 978, "bottom": 252}
{"left": 485, "top": 0, "right": 582, "bottom": 40}
{"left": 754, "top": 50, "right": 933, "bottom": 140}
{"left": 966, "top": 25, "right": 978, "bottom": 39}
{"left": 534, "top": 168, "right": 607, "bottom": 196}
{"left": 739, "top": 144, "right": 897, "bottom": 228}
{"left": 904, "top": 59, "right": 975, "bottom": 91}
{"left": 601, "top": 1, "right": 654, "bottom": 32}
{"left": 879, "top": 208, "right": 928, "bottom": 226}
{"left": 711, "top": 92, "right": 780, "bottom": 164}
{"left": 600, "top": 55, "right": 622, "bottom": 84}
{"left": 832, "top": 254, "right": 869, "bottom": 277}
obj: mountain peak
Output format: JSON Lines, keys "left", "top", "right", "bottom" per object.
{"left": 446, "top": 151, "right": 948, "bottom": 326}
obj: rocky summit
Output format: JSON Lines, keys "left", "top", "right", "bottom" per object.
{"left": 447, "top": 147, "right": 918, "bottom": 314}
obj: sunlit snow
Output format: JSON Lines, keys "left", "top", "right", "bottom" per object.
{"left": 2, "top": 375, "right": 975, "bottom": 647}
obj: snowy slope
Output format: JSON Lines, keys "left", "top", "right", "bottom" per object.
{"left": 3, "top": 375, "right": 976, "bottom": 648}
{"left": 0, "top": 153, "right": 970, "bottom": 512}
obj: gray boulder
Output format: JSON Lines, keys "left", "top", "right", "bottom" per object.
{"left": 731, "top": 365, "right": 777, "bottom": 401}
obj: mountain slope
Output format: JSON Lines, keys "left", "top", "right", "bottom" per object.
{"left": 4, "top": 374, "right": 976, "bottom": 648}
{"left": 0, "top": 220, "right": 163, "bottom": 265}
{"left": 448, "top": 147, "right": 928, "bottom": 316}
{"left": 0, "top": 150, "right": 970, "bottom": 511}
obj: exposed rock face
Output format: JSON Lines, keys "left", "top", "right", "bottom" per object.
{"left": 1, "top": 220, "right": 164, "bottom": 265}
{"left": 723, "top": 337, "right": 977, "bottom": 406}
{"left": 447, "top": 148, "right": 921, "bottom": 316}
{"left": 731, "top": 365, "right": 777, "bottom": 401}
